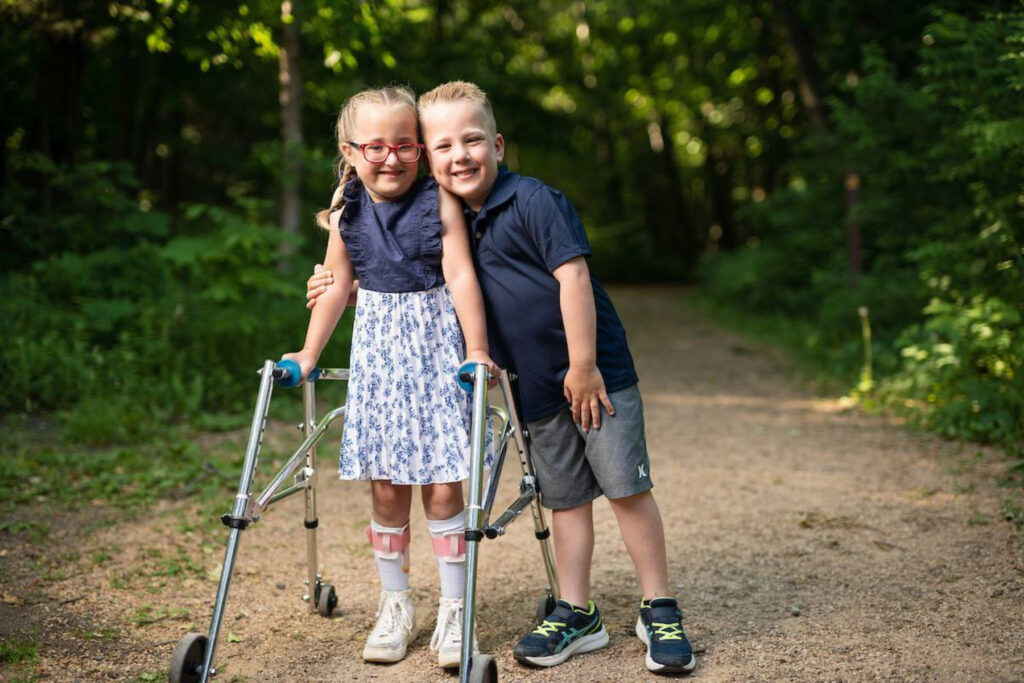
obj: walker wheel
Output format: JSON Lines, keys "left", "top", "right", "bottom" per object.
{"left": 169, "top": 633, "right": 208, "bottom": 683}
{"left": 316, "top": 582, "right": 338, "bottom": 617}
{"left": 536, "top": 593, "right": 556, "bottom": 624}
{"left": 467, "top": 653, "right": 498, "bottom": 683}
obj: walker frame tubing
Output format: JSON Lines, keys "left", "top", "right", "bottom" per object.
{"left": 460, "top": 368, "right": 561, "bottom": 682}
{"left": 196, "top": 361, "right": 347, "bottom": 683}
{"left": 483, "top": 372, "right": 560, "bottom": 600}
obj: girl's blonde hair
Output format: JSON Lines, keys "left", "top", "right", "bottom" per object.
{"left": 316, "top": 85, "right": 418, "bottom": 230}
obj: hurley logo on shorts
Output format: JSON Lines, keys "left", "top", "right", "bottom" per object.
{"left": 638, "top": 464, "right": 647, "bottom": 479}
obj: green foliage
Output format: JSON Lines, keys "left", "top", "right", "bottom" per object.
{"left": 882, "top": 293, "right": 1022, "bottom": 444}
{"left": 0, "top": 437, "right": 228, "bottom": 510}
{"left": 0, "top": 634, "right": 38, "bottom": 665}
{"left": 1003, "top": 498, "right": 1024, "bottom": 532}
{"left": 0, "top": 520, "right": 50, "bottom": 543}
{"left": 0, "top": 158, "right": 342, "bottom": 443}
{"left": 2, "top": 0, "right": 1020, "bottom": 458}
{"left": 699, "top": 8, "right": 1024, "bottom": 449}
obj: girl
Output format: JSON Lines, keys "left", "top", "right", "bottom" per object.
{"left": 283, "top": 86, "right": 493, "bottom": 668}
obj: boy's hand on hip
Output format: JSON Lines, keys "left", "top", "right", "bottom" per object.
{"left": 563, "top": 364, "right": 615, "bottom": 430}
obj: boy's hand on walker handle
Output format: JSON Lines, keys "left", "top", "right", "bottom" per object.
{"left": 563, "top": 363, "right": 615, "bottom": 430}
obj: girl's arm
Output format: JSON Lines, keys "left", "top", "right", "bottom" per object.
{"left": 438, "top": 187, "right": 495, "bottom": 375}
{"left": 284, "top": 214, "right": 356, "bottom": 379}
{"left": 306, "top": 265, "right": 358, "bottom": 309}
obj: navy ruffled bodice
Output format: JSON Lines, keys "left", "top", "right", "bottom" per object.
{"left": 335, "top": 176, "right": 444, "bottom": 293}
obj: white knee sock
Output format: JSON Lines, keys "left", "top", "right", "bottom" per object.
{"left": 369, "top": 519, "right": 410, "bottom": 592}
{"left": 428, "top": 511, "right": 466, "bottom": 599}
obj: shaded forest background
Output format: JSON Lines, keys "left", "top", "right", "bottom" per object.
{"left": 1, "top": 0, "right": 1022, "bottom": 453}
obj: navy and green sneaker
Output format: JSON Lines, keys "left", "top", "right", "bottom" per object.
{"left": 636, "top": 597, "right": 696, "bottom": 673}
{"left": 513, "top": 599, "right": 609, "bottom": 667}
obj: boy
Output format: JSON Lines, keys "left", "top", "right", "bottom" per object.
{"left": 308, "top": 82, "right": 695, "bottom": 674}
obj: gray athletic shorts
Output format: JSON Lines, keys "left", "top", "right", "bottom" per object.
{"left": 526, "top": 383, "right": 653, "bottom": 510}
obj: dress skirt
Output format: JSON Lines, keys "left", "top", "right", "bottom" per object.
{"left": 339, "top": 285, "right": 491, "bottom": 484}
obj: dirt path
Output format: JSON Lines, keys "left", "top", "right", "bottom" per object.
{"left": 3, "top": 286, "right": 1023, "bottom": 682}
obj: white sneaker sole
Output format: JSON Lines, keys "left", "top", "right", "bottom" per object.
{"left": 635, "top": 617, "right": 696, "bottom": 673}
{"left": 363, "top": 626, "right": 419, "bottom": 663}
{"left": 437, "top": 648, "right": 460, "bottom": 668}
{"left": 517, "top": 626, "right": 609, "bottom": 667}
{"left": 437, "top": 641, "right": 478, "bottom": 668}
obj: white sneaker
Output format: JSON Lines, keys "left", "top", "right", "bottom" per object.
{"left": 363, "top": 589, "right": 417, "bottom": 663}
{"left": 429, "top": 597, "right": 478, "bottom": 668}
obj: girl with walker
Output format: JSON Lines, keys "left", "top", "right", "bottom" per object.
{"left": 283, "top": 85, "right": 494, "bottom": 669}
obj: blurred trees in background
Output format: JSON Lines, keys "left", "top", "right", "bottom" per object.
{"left": 1, "top": 1, "right": 1021, "bottom": 450}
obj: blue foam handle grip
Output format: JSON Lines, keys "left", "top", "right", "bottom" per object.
{"left": 275, "top": 359, "right": 320, "bottom": 387}
{"left": 456, "top": 361, "right": 478, "bottom": 393}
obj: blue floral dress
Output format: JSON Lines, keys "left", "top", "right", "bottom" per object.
{"left": 336, "top": 177, "right": 490, "bottom": 484}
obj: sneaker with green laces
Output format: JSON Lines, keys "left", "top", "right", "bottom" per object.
{"left": 513, "top": 599, "right": 609, "bottom": 667}
{"left": 636, "top": 597, "right": 696, "bottom": 673}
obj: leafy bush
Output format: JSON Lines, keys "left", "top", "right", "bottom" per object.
{"left": 699, "top": 7, "right": 1024, "bottom": 449}
{"left": 1, "top": 158, "right": 348, "bottom": 443}
{"left": 883, "top": 293, "right": 1022, "bottom": 444}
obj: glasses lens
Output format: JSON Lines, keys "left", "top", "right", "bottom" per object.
{"left": 396, "top": 145, "right": 421, "bottom": 162}
{"left": 362, "top": 144, "right": 388, "bottom": 162}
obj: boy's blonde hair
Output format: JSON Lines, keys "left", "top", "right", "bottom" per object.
{"left": 316, "top": 85, "right": 418, "bottom": 230}
{"left": 418, "top": 81, "right": 497, "bottom": 136}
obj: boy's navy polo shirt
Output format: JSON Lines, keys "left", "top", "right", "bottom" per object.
{"left": 465, "top": 167, "right": 638, "bottom": 422}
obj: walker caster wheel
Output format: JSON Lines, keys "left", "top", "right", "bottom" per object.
{"left": 536, "top": 593, "right": 556, "bottom": 623}
{"left": 467, "top": 653, "right": 498, "bottom": 683}
{"left": 316, "top": 582, "right": 338, "bottom": 617}
{"left": 169, "top": 633, "right": 208, "bottom": 683}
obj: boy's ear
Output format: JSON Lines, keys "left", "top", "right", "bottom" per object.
{"left": 495, "top": 133, "right": 505, "bottom": 163}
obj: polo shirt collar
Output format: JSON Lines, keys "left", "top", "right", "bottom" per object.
{"left": 470, "top": 165, "right": 517, "bottom": 222}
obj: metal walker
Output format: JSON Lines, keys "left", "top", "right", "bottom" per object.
{"left": 168, "top": 359, "right": 560, "bottom": 683}
{"left": 168, "top": 359, "right": 347, "bottom": 682}
{"left": 456, "top": 362, "right": 561, "bottom": 683}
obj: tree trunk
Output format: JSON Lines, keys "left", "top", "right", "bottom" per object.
{"left": 592, "top": 113, "right": 624, "bottom": 219}
{"left": 433, "top": 0, "right": 449, "bottom": 39}
{"left": 638, "top": 113, "right": 695, "bottom": 270}
{"left": 774, "top": 0, "right": 864, "bottom": 282}
{"left": 114, "top": 36, "right": 137, "bottom": 163}
{"left": 845, "top": 168, "right": 862, "bottom": 285}
{"left": 656, "top": 113, "right": 696, "bottom": 262}
{"left": 35, "top": 28, "right": 85, "bottom": 212}
{"left": 701, "top": 122, "right": 738, "bottom": 252}
{"left": 279, "top": 0, "right": 304, "bottom": 267}
{"left": 771, "top": 0, "right": 828, "bottom": 131}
